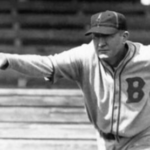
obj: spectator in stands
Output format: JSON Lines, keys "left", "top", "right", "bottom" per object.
{"left": 1, "top": 10, "right": 150, "bottom": 150}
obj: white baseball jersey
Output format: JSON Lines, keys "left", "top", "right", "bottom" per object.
{"left": 6, "top": 40, "right": 150, "bottom": 142}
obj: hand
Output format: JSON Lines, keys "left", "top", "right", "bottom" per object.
{"left": 0, "top": 53, "right": 9, "bottom": 69}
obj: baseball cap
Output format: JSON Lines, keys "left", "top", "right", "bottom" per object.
{"left": 85, "top": 10, "right": 127, "bottom": 36}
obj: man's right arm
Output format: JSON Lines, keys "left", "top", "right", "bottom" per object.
{"left": 0, "top": 42, "right": 92, "bottom": 83}
{"left": 0, "top": 53, "right": 54, "bottom": 80}
{"left": 0, "top": 53, "right": 9, "bottom": 70}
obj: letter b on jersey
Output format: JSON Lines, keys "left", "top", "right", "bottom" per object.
{"left": 126, "top": 77, "right": 145, "bottom": 103}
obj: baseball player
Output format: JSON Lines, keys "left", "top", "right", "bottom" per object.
{"left": 0, "top": 10, "right": 150, "bottom": 150}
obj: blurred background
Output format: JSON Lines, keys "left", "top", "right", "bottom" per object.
{"left": 0, "top": 0, "right": 149, "bottom": 89}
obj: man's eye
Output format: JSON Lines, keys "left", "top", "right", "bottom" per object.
{"left": 103, "top": 35, "right": 109, "bottom": 38}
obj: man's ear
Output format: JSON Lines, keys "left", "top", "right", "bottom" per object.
{"left": 122, "top": 31, "right": 130, "bottom": 43}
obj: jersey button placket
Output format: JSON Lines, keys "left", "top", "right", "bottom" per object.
{"left": 112, "top": 72, "right": 120, "bottom": 138}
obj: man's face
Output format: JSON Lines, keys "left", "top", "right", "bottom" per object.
{"left": 92, "top": 31, "right": 126, "bottom": 64}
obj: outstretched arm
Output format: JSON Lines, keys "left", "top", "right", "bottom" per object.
{"left": 0, "top": 53, "right": 54, "bottom": 79}
{"left": 0, "top": 42, "right": 90, "bottom": 83}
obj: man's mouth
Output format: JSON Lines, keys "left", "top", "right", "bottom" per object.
{"left": 98, "top": 49, "right": 109, "bottom": 52}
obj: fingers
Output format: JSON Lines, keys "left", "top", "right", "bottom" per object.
{"left": 0, "top": 54, "right": 9, "bottom": 69}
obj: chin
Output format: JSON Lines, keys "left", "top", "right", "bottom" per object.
{"left": 99, "top": 54, "right": 109, "bottom": 60}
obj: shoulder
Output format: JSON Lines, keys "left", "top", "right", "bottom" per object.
{"left": 69, "top": 40, "right": 95, "bottom": 57}
{"left": 49, "top": 40, "right": 97, "bottom": 68}
{"left": 127, "top": 41, "right": 150, "bottom": 60}
{"left": 128, "top": 41, "right": 150, "bottom": 52}
{"left": 52, "top": 41, "right": 95, "bottom": 61}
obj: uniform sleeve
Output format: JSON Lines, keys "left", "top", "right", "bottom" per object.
{"left": 49, "top": 45, "right": 86, "bottom": 83}
{"left": 6, "top": 54, "right": 54, "bottom": 82}
{"left": 5, "top": 43, "right": 91, "bottom": 83}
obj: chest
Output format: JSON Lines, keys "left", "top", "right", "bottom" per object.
{"left": 99, "top": 60, "right": 150, "bottom": 104}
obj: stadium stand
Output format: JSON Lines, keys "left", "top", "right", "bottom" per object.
{"left": 0, "top": 0, "right": 148, "bottom": 88}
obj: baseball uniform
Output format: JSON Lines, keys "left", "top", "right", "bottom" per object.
{"left": 4, "top": 40, "right": 150, "bottom": 150}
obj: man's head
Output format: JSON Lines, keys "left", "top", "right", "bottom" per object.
{"left": 85, "top": 10, "right": 127, "bottom": 36}
{"left": 86, "top": 10, "right": 129, "bottom": 67}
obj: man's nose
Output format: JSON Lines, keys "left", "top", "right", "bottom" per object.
{"left": 98, "top": 38, "right": 106, "bottom": 47}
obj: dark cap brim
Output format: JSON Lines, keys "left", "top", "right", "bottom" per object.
{"left": 85, "top": 26, "right": 118, "bottom": 36}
